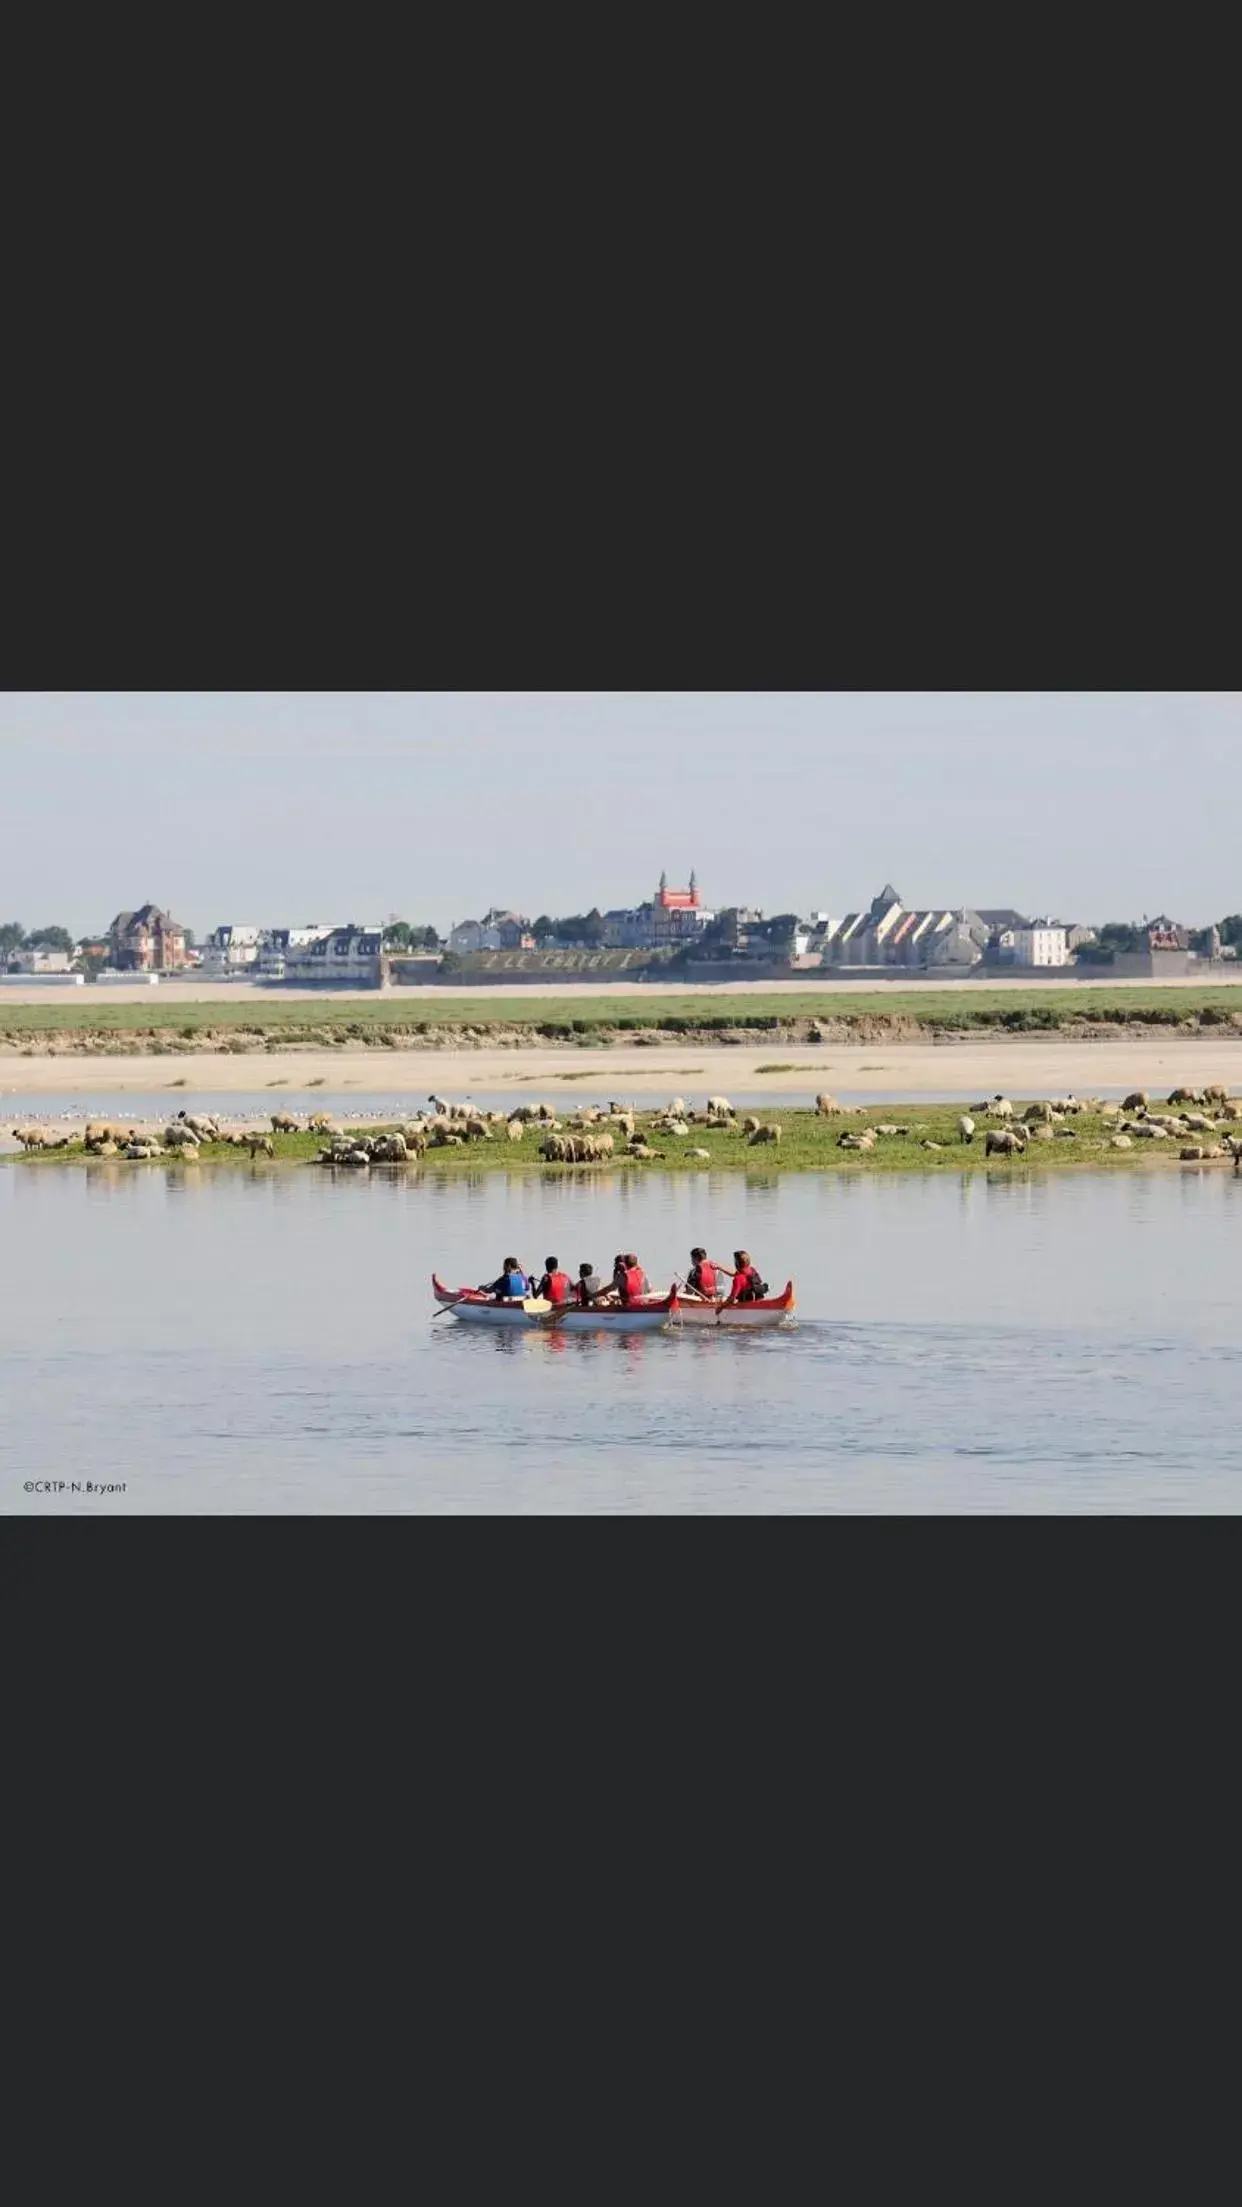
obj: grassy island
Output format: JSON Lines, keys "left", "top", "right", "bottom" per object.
{"left": 7, "top": 1102, "right": 1240, "bottom": 1177}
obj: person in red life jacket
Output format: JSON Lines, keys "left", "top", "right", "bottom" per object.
{"left": 685, "top": 1247, "right": 719, "bottom": 1299}
{"left": 535, "top": 1256, "right": 571, "bottom": 1306}
{"left": 726, "top": 1249, "right": 766, "bottom": 1304}
{"left": 615, "top": 1253, "right": 647, "bottom": 1304}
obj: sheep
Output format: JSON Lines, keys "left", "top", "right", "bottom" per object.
{"left": 243, "top": 1134, "right": 275, "bottom": 1158}
{"left": 814, "top": 1094, "right": 840, "bottom": 1117}
{"left": 270, "top": 1112, "right": 300, "bottom": 1134}
{"left": 13, "top": 1127, "right": 52, "bottom": 1150}
{"left": 921, "top": 1140, "right": 942, "bottom": 1151}
{"left": 987, "top": 1097, "right": 1015, "bottom": 1120}
{"left": 1203, "top": 1085, "right": 1230, "bottom": 1106}
{"left": 611, "top": 1111, "right": 635, "bottom": 1140}
{"left": 163, "top": 1123, "right": 200, "bottom": 1148}
{"left": 1024, "top": 1101, "right": 1055, "bottom": 1124}
{"left": 463, "top": 1117, "right": 493, "bottom": 1142}
{"left": 984, "top": 1128, "right": 1026, "bottom": 1157}
{"left": 1135, "top": 1123, "right": 1168, "bottom": 1139}
{"left": 1168, "top": 1088, "right": 1203, "bottom": 1107}
{"left": 1122, "top": 1091, "right": 1149, "bottom": 1112}
{"left": 1054, "top": 1126, "right": 1078, "bottom": 1139}
{"left": 626, "top": 1139, "right": 660, "bottom": 1160}
{"left": 1220, "top": 1100, "right": 1242, "bottom": 1121}
{"left": 178, "top": 1111, "right": 220, "bottom": 1141}
{"left": 747, "top": 1123, "right": 782, "bottom": 1145}
{"left": 666, "top": 1097, "right": 687, "bottom": 1118}
{"left": 705, "top": 1096, "right": 734, "bottom": 1118}
{"left": 687, "top": 1147, "right": 711, "bottom": 1160}
{"left": 1180, "top": 1146, "right": 1206, "bottom": 1162}
{"left": 741, "top": 1115, "right": 762, "bottom": 1136}
{"left": 957, "top": 1116, "right": 976, "bottom": 1144}
{"left": 1029, "top": 1124, "right": 1055, "bottom": 1142}
{"left": 506, "top": 1118, "right": 525, "bottom": 1142}
{"left": 1225, "top": 1137, "right": 1242, "bottom": 1164}
{"left": 1110, "top": 1135, "right": 1133, "bottom": 1150}
{"left": 1182, "top": 1113, "right": 1214, "bottom": 1133}
{"left": 838, "top": 1131, "right": 874, "bottom": 1152}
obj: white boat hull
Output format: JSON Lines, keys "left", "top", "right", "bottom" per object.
{"left": 433, "top": 1276, "right": 677, "bottom": 1332}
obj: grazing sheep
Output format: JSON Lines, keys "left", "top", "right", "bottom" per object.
{"left": 244, "top": 1134, "right": 275, "bottom": 1158}
{"left": 1110, "top": 1135, "right": 1133, "bottom": 1150}
{"left": 987, "top": 1097, "right": 1015, "bottom": 1120}
{"left": 705, "top": 1096, "right": 734, "bottom": 1118}
{"left": 741, "top": 1115, "right": 761, "bottom": 1136}
{"left": 1122, "top": 1091, "right": 1149, "bottom": 1112}
{"left": 922, "top": 1140, "right": 942, "bottom": 1151}
{"left": 1224, "top": 1137, "right": 1242, "bottom": 1163}
{"left": 814, "top": 1094, "right": 840, "bottom": 1117}
{"left": 1024, "top": 1101, "right": 1055, "bottom": 1124}
{"left": 506, "top": 1118, "right": 525, "bottom": 1142}
{"left": 984, "top": 1128, "right": 1026, "bottom": 1157}
{"left": 271, "top": 1112, "right": 300, "bottom": 1134}
{"left": 666, "top": 1097, "right": 687, "bottom": 1118}
{"left": 747, "top": 1123, "right": 782, "bottom": 1145}
{"left": 463, "top": 1117, "right": 493, "bottom": 1141}
{"left": 687, "top": 1147, "right": 711, "bottom": 1160}
{"left": 162, "top": 1123, "right": 200, "bottom": 1148}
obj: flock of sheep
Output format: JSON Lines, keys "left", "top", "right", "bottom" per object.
{"left": 10, "top": 1083, "right": 1242, "bottom": 1170}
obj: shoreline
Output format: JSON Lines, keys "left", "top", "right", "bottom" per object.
{"left": 3, "top": 1037, "right": 1242, "bottom": 1100}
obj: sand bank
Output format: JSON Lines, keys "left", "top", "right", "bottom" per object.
{"left": 2, "top": 1039, "right": 1240, "bottom": 1101}
{"left": 1, "top": 971, "right": 1238, "bottom": 1007}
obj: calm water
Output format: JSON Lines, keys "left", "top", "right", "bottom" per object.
{"left": 3, "top": 1162, "right": 1240, "bottom": 1512}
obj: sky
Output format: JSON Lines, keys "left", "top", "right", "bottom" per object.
{"left": 0, "top": 692, "right": 1238, "bottom": 936}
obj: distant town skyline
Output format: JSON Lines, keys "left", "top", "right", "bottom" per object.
{"left": 1, "top": 692, "right": 1239, "bottom": 934}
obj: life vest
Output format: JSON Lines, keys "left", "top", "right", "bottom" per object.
{"left": 622, "top": 1264, "right": 645, "bottom": 1302}
{"left": 691, "top": 1260, "right": 717, "bottom": 1297}
{"left": 733, "top": 1264, "right": 763, "bottom": 1301}
{"left": 545, "top": 1271, "right": 570, "bottom": 1304}
{"left": 503, "top": 1270, "right": 527, "bottom": 1299}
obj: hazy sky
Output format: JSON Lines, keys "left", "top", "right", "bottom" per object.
{"left": 1, "top": 692, "right": 1237, "bottom": 935}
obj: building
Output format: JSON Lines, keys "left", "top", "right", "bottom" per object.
{"left": 651, "top": 871, "right": 714, "bottom": 947}
{"left": 601, "top": 905, "right": 655, "bottom": 950}
{"left": 821, "top": 885, "right": 988, "bottom": 970}
{"left": 449, "top": 909, "right": 534, "bottom": 953}
{"left": 198, "top": 924, "right": 261, "bottom": 978}
{"left": 108, "top": 904, "right": 189, "bottom": 972}
{"left": 4, "top": 947, "right": 73, "bottom": 974}
{"left": 1000, "top": 926, "right": 1071, "bottom": 968}
{"left": 281, "top": 925, "right": 385, "bottom": 987}
{"left": 257, "top": 927, "right": 330, "bottom": 980}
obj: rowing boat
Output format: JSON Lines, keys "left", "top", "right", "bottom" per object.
{"left": 673, "top": 1280, "right": 796, "bottom": 1328}
{"left": 432, "top": 1275, "right": 680, "bottom": 1331}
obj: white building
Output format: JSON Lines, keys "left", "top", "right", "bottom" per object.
{"left": 257, "top": 927, "right": 331, "bottom": 980}
{"left": 198, "top": 925, "right": 262, "bottom": 978}
{"left": 4, "top": 947, "right": 73, "bottom": 974}
{"left": 449, "top": 918, "right": 503, "bottom": 953}
{"left": 281, "top": 926, "right": 385, "bottom": 987}
{"left": 1003, "top": 926, "right": 1071, "bottom": 968}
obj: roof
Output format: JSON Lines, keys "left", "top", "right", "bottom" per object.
{"left": 656, "top": 887, "right": 700, "bottom": 909}
{"left": 976, "top": 909, "right": 1031, "bottom": 931}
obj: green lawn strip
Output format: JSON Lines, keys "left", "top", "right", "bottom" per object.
{"left": 5, "top": 1106, "right": 1231, "bottom": 1175}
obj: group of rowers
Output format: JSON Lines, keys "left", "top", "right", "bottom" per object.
{"left": 479, "top": 1248, "right": 769, "bottom": 1309}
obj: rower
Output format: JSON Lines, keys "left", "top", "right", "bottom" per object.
{"left": 685, "top": 1247, "right": 720, "bottom": 1300}
{"left": 535, "top": 1256, "right": 571, "bottom": 1306}
{"left": 726, "top": 1249, "right": 767, "bottom": 1304}
{"left": 617, "top": 1253, "right": 647, "bottom": 1305}
{"left": 480, "top": 1256, "right": 529, "bottom": 1301}
{"left": 576, "top": 1261, "right": 605, "bottom": 1308}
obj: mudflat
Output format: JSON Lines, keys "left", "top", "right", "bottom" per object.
{"left": 3, "top": 1038, "right": 1241, "bottom": 1098}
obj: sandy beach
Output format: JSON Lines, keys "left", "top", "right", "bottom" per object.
{"left": 3, "top": 1039, "right": 1240, "bottom": 1100}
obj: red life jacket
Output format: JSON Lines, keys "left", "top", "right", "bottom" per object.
{"left": 622, "top": 1264, "right": 645, "bottom": 1302}
{"left": 733, "top": 1264, "right": 762, "bottom": 1300}
{"left": 545, "top": 1271, "right": 570, "bottom": 1304}
{"left": 692, "top": 1260, "right": 717, "bottom": 1297}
